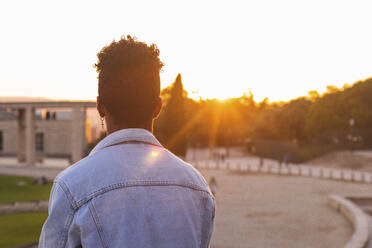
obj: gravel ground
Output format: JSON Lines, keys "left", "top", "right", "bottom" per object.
{"left": 200, "top": 169, "right": 372, "bottom": 248}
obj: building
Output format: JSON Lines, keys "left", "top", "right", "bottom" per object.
{"left": 0, "top": 101, "right": 96, "bottom": 165}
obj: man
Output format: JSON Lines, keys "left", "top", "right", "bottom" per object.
{"left": 39, "top": 35, "right": 215, "bottom": 247}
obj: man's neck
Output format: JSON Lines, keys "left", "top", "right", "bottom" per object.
{"left": 106, "top": 122, "right": 153, "bottom": 135}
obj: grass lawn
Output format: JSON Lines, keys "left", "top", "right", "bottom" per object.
{"left": 0, "top": 175, "right": 53, "bottom": 204}
{"left": 0, "top": 212, "right": 47, "bottom": 248}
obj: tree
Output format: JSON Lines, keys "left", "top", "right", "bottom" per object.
{"left": 252, "top": 97, "right": 311, "bottom": 142}
{"left": 305, "top": 77, "right": 372, "bottom": 143}
{"left": 155, "top": 74, "right": 188, "bottom": 157}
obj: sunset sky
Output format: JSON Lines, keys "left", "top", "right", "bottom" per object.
{"left": 1, "top": 0, "right": 371, "bottom": 102}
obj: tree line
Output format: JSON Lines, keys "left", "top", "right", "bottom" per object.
{"left": 155, "top": 75, "right": 372, "bottom": 161}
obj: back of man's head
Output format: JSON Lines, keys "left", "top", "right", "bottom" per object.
{"left": 94, "top": 35, "right": 164, "bottom": 126}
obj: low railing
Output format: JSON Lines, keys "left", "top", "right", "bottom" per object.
{"left": 191, "top": 159, "right": 372, "bottom": 184}
{"left": 328, "top": 195, "right": 370, "bottom": 248}
{"left": 0, "top": 200, "right": 48, "bottom": 214}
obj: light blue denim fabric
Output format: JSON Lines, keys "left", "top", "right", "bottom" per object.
{"left": 39, "top": 128, "right": 215, "bottom": 248}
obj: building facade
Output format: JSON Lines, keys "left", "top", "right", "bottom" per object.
{"left": 0, "top": 119, "right": 76, "bottom": 158}
{"left": 0, "top": 101, "right": 96, "bottom": 165}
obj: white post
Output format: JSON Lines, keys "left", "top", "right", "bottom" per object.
{"left": 17, "top": 109, "right": 26, "bottom": 162}
{"left": 71, "top": 107, "right": 85, "bottom": 163}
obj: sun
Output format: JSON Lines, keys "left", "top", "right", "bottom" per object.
{"left": 185, "top": 84, "right": 249, "bottom": 101}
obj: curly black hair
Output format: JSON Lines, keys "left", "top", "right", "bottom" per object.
{"left": 94, "top": 35, "right": 164, "bottom": 125}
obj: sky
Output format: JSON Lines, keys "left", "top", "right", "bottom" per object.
{"left": 0, "top": 0, "right": 371, "bottom": 102}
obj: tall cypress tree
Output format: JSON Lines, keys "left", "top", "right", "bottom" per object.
{"left": 161, "top": 73, "right": 188, "bottom": 157}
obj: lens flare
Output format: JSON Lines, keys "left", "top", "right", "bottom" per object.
{"left": 144, "top": 149, "right": 161, "bottom": 167}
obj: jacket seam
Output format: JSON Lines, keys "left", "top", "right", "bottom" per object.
{"left": 57, "top": 211, "right": 74, "bottom": 248}
{"left": 199, "top": 197, "right": 204, "bottom": 248}
{"left": 104, "top": 140, "right": 163, "bottom": 149}
{"left": 52, "top": 182, "right": 76, "bottom": 248}
{"left": 56, "top": 179, "right": 78, "bottom": 210}
{"left": 75, "top": 181, "right": 211, "bottom": 208}
{"left": 88, "top": 201, "right": 109, "bottom": 248}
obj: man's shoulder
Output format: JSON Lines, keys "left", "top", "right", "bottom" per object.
{"left": 55, "top": 150, "right": 107, "bottom": 182}
{"left": 54, "top": 146, "right": 211, "bottom": 207}
{"left": 161, "top": 149, "right": 209, "bottom": 188}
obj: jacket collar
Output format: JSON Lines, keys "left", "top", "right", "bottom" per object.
{"left": 89, "top": 128, "right": 163, "bottom": 156}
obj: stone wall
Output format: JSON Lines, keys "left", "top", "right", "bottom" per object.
{"left": 0, "top": 120, "right": 75, "bottom": 157}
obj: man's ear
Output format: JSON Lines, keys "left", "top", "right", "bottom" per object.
{"left": 96, "top": 96, "right": 105, "bottom": 118}
{"left": 153, "top": 97, "right": 162, "bottom": 119}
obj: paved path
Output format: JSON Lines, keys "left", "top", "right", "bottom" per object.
{"left": 0, "top": 165, "right": 62, "bottom": 180}
{"left": 200, "top": 169, "right": 372, "bottom": 248}
{"left": 0, "top": 200, "right": 48, "bottom": 214}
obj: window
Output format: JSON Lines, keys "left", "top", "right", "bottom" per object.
{"left": 35, "top": 132, "right": 44, "bottom": 151}
{"left": 0, "top": 131, "right": 3, "bottom": 151}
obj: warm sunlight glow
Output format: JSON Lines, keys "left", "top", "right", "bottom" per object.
{"left": 1, "top": 0, "right": 371, "bottom": 102}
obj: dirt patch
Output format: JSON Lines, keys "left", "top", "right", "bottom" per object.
{"left": 309, "top": 150, "right": 372, "bottom": 172}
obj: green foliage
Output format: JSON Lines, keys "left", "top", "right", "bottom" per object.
{"left": 305, "top": 77, "right": 372, "bottom": 138}
{"left": 251, "top": 139, "right": 339, "bottom": 163}
{"left": 251, "top": 77, "right": 372, "bottom": 162}
{"left": 253, "top": 98, "right": 312, "bottom": 142}
{"left": 0, "top": 212, "right": 47, "bottom": 247}
{"left": 0, "top": 175, "right": 52, "bottom": 204}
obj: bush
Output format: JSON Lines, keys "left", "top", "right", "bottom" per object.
{"left": 250, "top": 139, "right": 343, "bottom": 163}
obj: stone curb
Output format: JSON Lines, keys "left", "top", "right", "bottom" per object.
{"left": 0, "top": 200, "right": 48, "bottom": 214}
{"left": 328, "top": 195, "right": 369, "bottom": 248}
{"left": 192, "top": 160, "right": 372, "bottom": 184}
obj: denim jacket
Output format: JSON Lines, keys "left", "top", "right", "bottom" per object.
{"left": 39, "top": 128, "right": 215, "bottom": 248}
